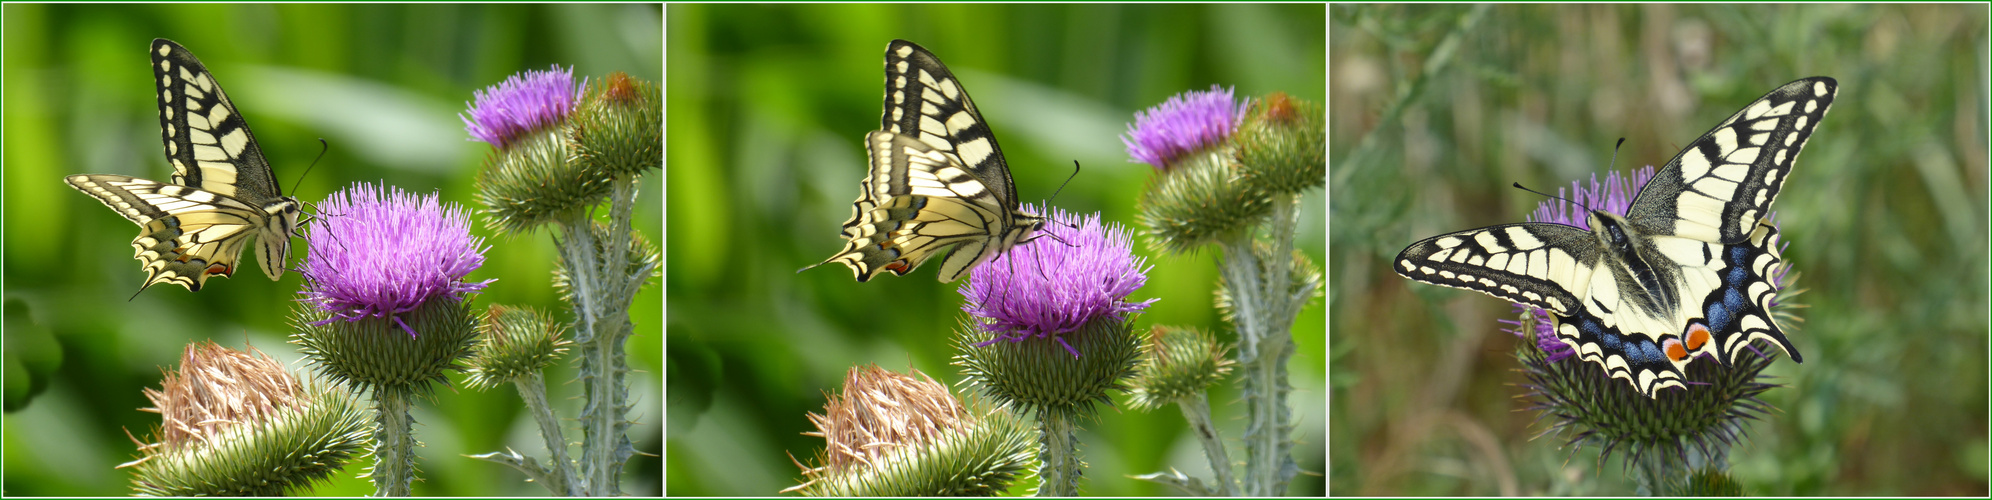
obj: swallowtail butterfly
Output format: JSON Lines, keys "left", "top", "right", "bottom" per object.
{"left": 65, "top": 39, "right": 303, "bottom": 293}
{"left": 803, "top": 39, "right": 1044, "bottom": 282}
{"left": 1395, "top": 77, "right": 1836, "bottom": 397}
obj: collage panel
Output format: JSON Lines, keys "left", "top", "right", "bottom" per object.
{"left": 2, "top": 3, "right": 662, "bottom": 496}
{"left": 664, "top": 3, "right": 1325, "bottom": 497}
{"left": 1331, "top": 3, "right": 1987, "bottom": 497}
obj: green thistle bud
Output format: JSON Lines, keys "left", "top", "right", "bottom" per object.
{"left": 1233, "top": 92, "right": 1324, "bottom": 196}
{"left": 476, "top": 129, "right": 607, "bottom": 234}
{"left": 1137, "top": 150, "right": 1274, "bottom": 255}
{"left": 784, "top": 366, "right": 1035, "bottom": 496}
{"left": 464, "top": 305, "right": 571, "bottom": 391}
{"left": 291, "top": 298, "right": 482, "bottom": 398}
{"left": 572, "top": 72, "right": 661, "bottom": 181}
{"left": 123, "top": 342, "right": 371, "bottom": 496}
{"left": 953, "top": 314, "right": 1144, "bottom": 424}
{"left": 1127, "top": 326, "right": 1234, "bottom": 411}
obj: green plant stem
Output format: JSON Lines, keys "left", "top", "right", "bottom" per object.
{"left": 1036, "top": 411, "right": 1082, "bottom": 497}
{"left": 372, "top": 390, "right": 415, "bottom": 497}
{"left": 1178, "top": 391, "right": 1238, "bottom": 496}
{"left": 557, "top": 178, "right": 645, "bottom": 496}
{"left": 1222, "top": 194, "right": 1304, "bottom": 496}
{"left": 515, "top": 370, "right": 580, "bottom": 495}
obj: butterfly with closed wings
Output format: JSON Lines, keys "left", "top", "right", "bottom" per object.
{"left": 803, "top": 39, "right": 1046, "bottom": 283}
{"left": 65, "top": 39, "right": 303, "bottom": 294}
{"left": 1395, "top": 77, "right": 1836, "bottom": 398}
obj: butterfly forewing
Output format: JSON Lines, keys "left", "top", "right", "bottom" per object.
{"left": 1394, "top": 77, "right": 1833, "bottom": 398}
{"left": 152, "top": 39, "right": 286, "bottom": 203}
{"left": 62, "top": 39, "right": 302, "bottom": 293}
{"left": 1628, "top": 78, "right": 1837, "bottom": 244}
{"left": 806, "top": 40, "right": 1044, "bottom": 282}
{"left": 1395, "top": 223, "right": 1600, "bottom": 315}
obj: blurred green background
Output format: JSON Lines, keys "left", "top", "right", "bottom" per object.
{"left": 1331, "top": 4, "right": 1987, "bottom": 496}
{"left": 665, "top": 3, "right": 1324, "bottom": 496}
{"left": 2, "top": 3, "right": 661, "bottom": 496}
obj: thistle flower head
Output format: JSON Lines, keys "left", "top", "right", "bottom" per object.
{"left": 959, "top": 206, "right": 1156, "bottom": 358}
{"left": 1122, "top": 85, "right": 1248, "bottom": 170}
{"left": 784, "top": 366, "right": 1033, "bottom": 496}
{"left": 123, "top": 342, "right": 369, "bottom": 496}
{"left": 300, "top": 183, "right": 492, "bottom": 337}
{"left": 461, "top": 65, "right": 583, "bottom": 149}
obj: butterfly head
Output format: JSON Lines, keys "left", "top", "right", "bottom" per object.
{"left": 1585, "top": 211, "right": 1640, "bottom": 256}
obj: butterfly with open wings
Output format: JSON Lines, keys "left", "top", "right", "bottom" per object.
{"left": 1395, "top": 77, "right": 1836, "bottom": 397}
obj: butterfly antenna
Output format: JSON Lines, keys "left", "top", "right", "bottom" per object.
{"left": 1511, "top": 182, "right": 1591, "bottom": 213}
{"left": 289, "top": 138, "right": 329, "bottom": 198}
{"left": 1608, "top": 137, "right": 1625, "bottom": 171}
{"left": 1039, "top": 161, "right": 1084, "bottom": 230}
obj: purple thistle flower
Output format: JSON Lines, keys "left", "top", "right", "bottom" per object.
{"left": 1122, "top": 85, "right": 1249, "bottom": 170}
{"left": 1527, "top": 166, "right": 1655, "bottom": 230}
{"left": 960, "top": 206, "right": 1157, "bottom": 358}
{"left": 461, "top": 65, "right": 584, "bottom": 149}
{"left": 301, "top": 183, "right": 493, "bottom": 337}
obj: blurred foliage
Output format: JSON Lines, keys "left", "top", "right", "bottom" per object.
{"left": 2, "top": 3, "right": 661, "bottom": 496}
{"left": 1331, "top": 4, "right": 1987, "bottom": 496}
{"left": 665, "top": 3, "right": 1324, "bottom": 496}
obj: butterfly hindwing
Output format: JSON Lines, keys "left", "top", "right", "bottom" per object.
{"left": 806, "top": 40, "right": 1043, "bottom": 283}
{"left": 63, "top": 39, "right": 302, "bottom": 293}
{"left": 65, "top": 175, "right": 266, "bottom": 292}
{"left": 1395, "top": 78, "right": 1833, "bottom": 398}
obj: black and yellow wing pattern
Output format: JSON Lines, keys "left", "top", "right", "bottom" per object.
{"left": 805, "top": 39, "right": 1044, "bottom": 282}
{"left": 65, "top": 39, "right": 302, "bottom": 293}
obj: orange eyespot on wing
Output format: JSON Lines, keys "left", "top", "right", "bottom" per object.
{"left": 1685, "top": 323, "right": 1711, "bottom": 351}
{"left": 1663, "top": 338, "right": 1690, "bottom": 362}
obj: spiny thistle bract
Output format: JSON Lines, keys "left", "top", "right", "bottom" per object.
{"left": 123, "top": 342, "right": 371, "bottom": 496}
{"left": 954, "top": 314, "right": 1145, "bottom": 424}
{"left": 784, "top": 366, "right": 1035, "bottom": 496}
{"left": 1127, "top": 325, "right": 1234, "bottom": 411}
{"left": 464, "top": 305, "right": 571, "bottom": 390}
{"left": 292, "top": 298, "right": 483, "bottom": 398}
